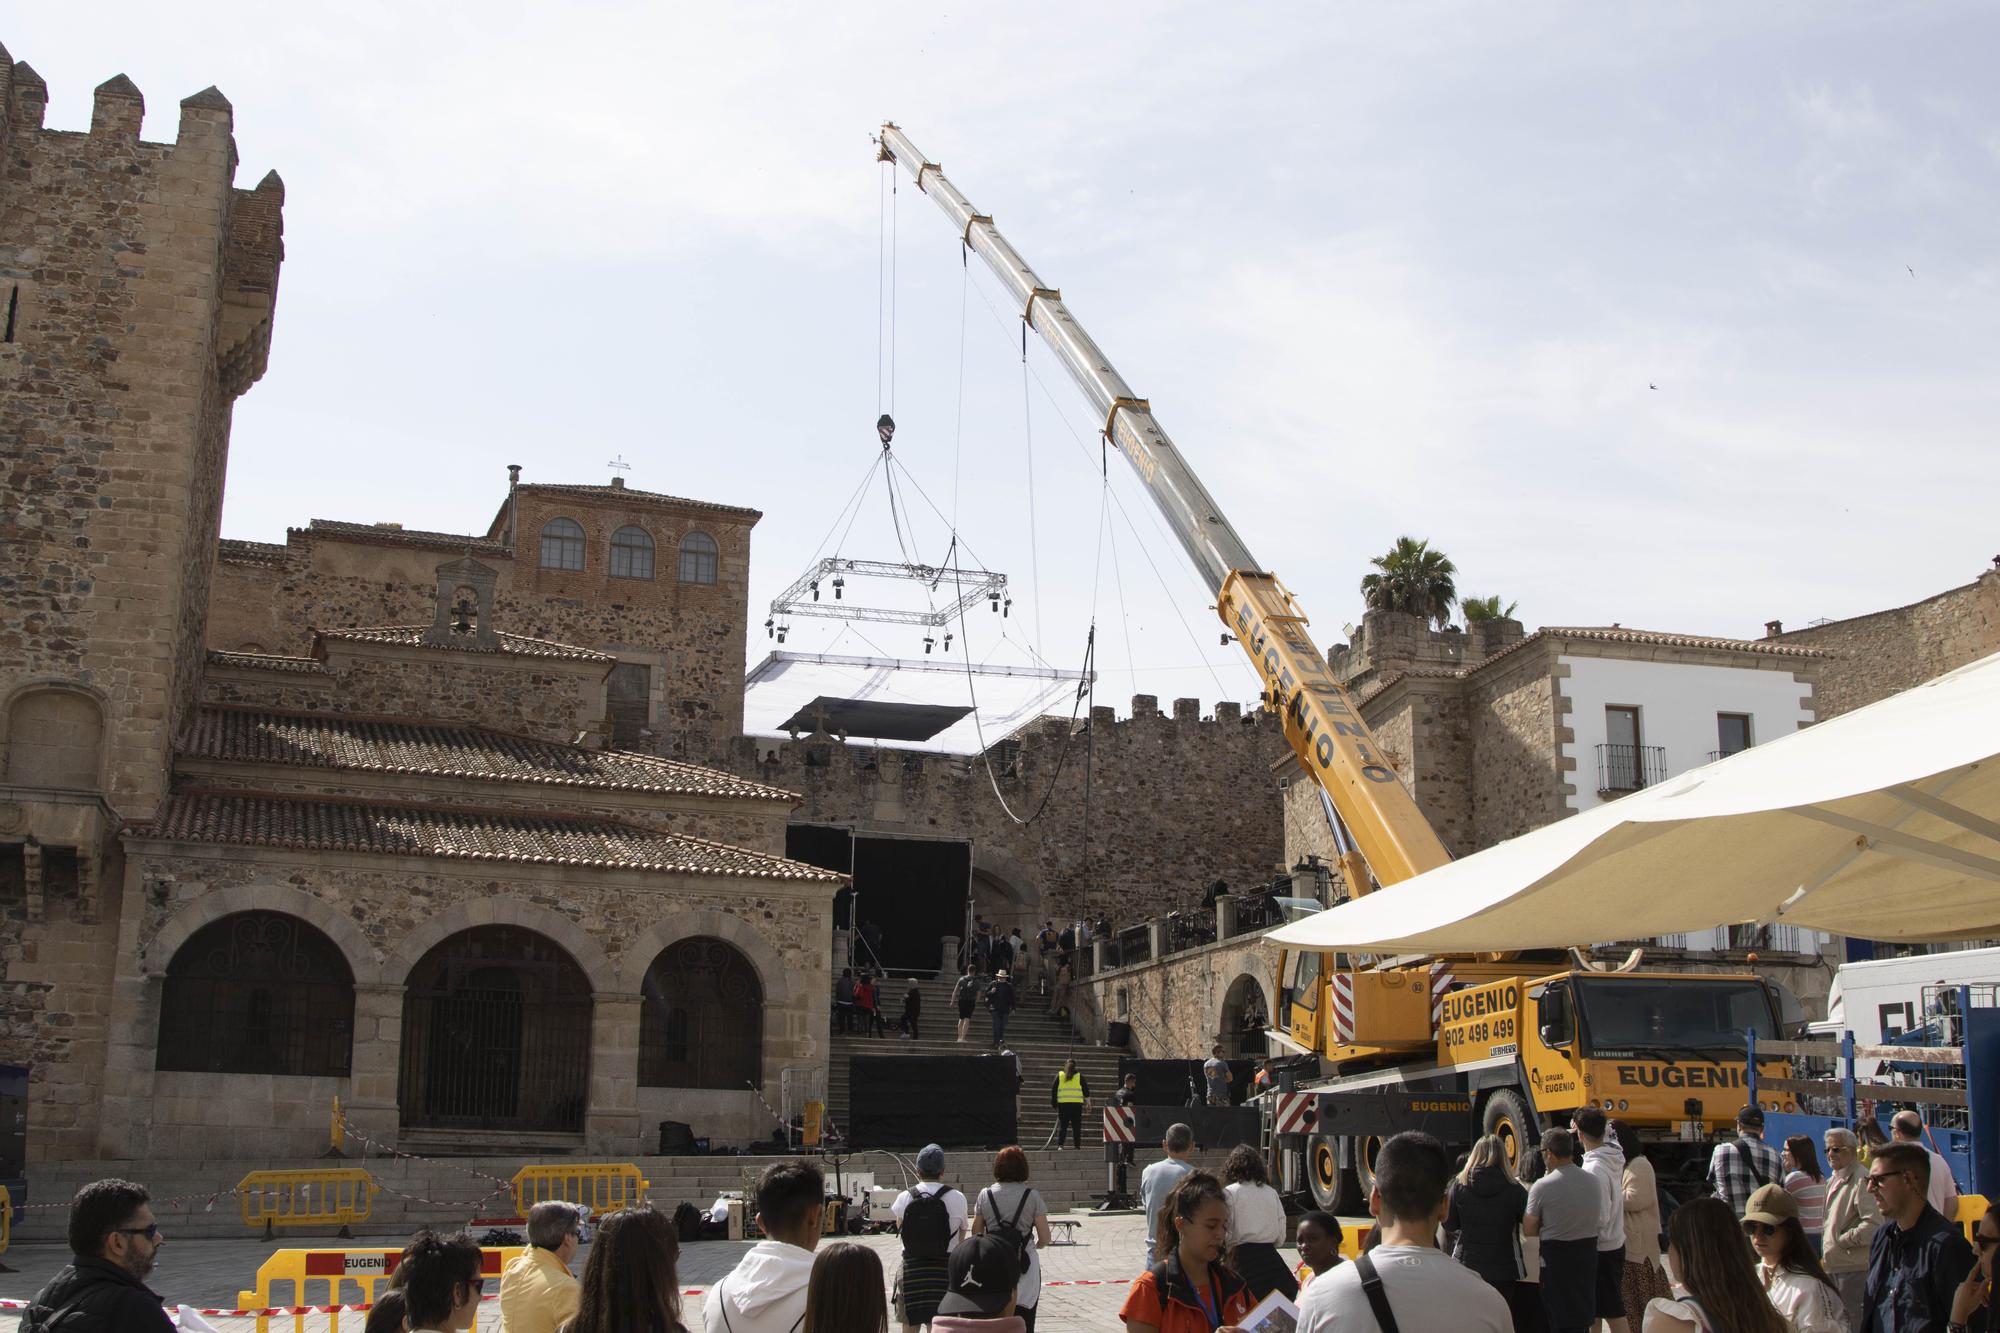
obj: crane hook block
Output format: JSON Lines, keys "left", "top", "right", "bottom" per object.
{"left": 877, "top": 414, "right": 896, "bottom": 446}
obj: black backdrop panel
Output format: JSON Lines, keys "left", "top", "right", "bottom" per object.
{"left": 848, "top": 1056, "right": 1016, "bottom": 1148}
{"left": 1133, "top": 1105, "right": 1262, "bottom": 1152}
{"left": 1118, "top": 1058, "right": 1259, "bottom": 1107}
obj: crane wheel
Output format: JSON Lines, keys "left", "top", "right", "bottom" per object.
{"left": 1306, "top": 1133, "right": 1340, "bottom": 1210}
{"left": 1483, "top": 1090, "right": 1538, "bottom": 1181}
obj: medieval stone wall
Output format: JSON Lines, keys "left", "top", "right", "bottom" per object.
{"left": 1084, "top": 932, "right": 1278, "bottom": 1059}
{"left": 1466, "top": 646, "right": 1567, "bottom": 846}
{"left": 733, "top": 696, "right": 1290, "bottom": 932}
{"left": 0, "top": 62, "right": 282, "bottom": 821}
{"left": 317, "top": 641, "right": 610, "bottom": 745}
{"left": 1776, "top": 569, "right": 2000, "bottom": 718}
{"left": 0, "top": 842, "right": 123, "bottom": 1160}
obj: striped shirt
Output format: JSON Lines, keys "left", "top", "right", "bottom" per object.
{"left": 1784, "top": 1170, "right": 1827, "bottom": 1235}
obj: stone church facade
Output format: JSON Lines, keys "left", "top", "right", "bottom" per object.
{"left": 0, "top": 51, "right": 841, "bottom": 1165}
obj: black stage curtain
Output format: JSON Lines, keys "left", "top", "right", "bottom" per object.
{"left": 848, "top": 1056, "right": 1017, "bottom": 1148}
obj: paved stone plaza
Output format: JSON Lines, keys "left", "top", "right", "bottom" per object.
{"left": 0, "top": 1210, "right": 1242, "bottom": 1332}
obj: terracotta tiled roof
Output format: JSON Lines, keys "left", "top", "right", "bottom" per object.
{"left": 181, "top": 706, "right": 799, "bottom": 802}
{"left": 510, "top": 483, "right": 760, "bottom": 519}
{"left": 133, "top": 791, "right": 842, "bottom": 881}
{"left": 1483, "top": 625, "right": 1827, "bottom": 669}
{"left": 1355, "top": 627, "right": 1822, "bottom": 703}
{"left": 297, "top": 519, "right": 511, "bottom": 556}
{"left": 205, "top": 650, "right": 328, "bottom": 674}
{"left": 314, "top": 625, "right": 614, "bottom": 663}
{"left": 217, "top": 538, "right": 288, "bottom": 565}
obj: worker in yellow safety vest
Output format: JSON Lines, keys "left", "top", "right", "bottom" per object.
{"left": 1050, "top": 1058, "right": 1090, "bottom": 1150}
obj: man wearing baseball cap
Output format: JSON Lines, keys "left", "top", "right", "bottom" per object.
{"left": 1708, "top": 1104, "right": 1784, "bottom": 1218}
{"left": 930, "top": 1235, "right": 1026, "bottom": 1332}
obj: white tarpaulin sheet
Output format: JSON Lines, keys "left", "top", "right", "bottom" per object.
{"left": 1268, "top": 650, "right": 2000, "bottom": 953}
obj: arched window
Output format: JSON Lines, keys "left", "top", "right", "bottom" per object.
{"left": 156, "top": 912, "right": 355, "bottom": 1076}
{"left": 678, "top": 531, "right": 719, "bottom": 585}
{"left": 399, "top": 926, "right": 593, "bottom": 1132}
{"left": 539, "top": 517, "right": 586, "bottom": 571}
{"left": 609, "top": 526, "right": 655, "bottom": 580}
{"left": 639, "top": 937, "right": 762, "bottom": 1089}
{"left": 5, "top": 688, "right": 103, "bottom": 789}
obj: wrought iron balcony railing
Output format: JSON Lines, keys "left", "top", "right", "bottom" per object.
{"left": 1596, "top": 742, "right": 1666, "bottom": 794}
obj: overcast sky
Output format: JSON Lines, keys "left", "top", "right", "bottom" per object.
{"left": 15, "top": 4, "right": 1998, "bottom": 709}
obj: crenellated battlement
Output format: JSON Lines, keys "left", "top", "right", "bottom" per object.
{"left": 1, "top": 41, "right": 285, "bottom": 825}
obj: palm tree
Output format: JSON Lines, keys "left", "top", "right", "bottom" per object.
{"left": 1359, "top": 536, "right": 1458, "bottom": 627}
{"left": 1461, "top": 594, "right": 1518, "bottom": 623}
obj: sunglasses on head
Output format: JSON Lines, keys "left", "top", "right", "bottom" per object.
{"left": 1742, "top": 1221, "right": 1778, "bottom": 1239}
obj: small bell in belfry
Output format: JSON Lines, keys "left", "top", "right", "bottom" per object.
{"left": 877, "top": 414, "right": 896, "bottom": 447}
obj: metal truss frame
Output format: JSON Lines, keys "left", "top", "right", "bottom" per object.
{"left": 769, "top": 557, "right": 1008, "bottom": 629}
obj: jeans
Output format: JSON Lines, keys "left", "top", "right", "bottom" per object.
{"left": 991, "top": 1010, "right": 1010, "bottom": 1046}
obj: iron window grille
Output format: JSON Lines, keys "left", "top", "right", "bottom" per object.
{"left": 639, "top": 936, "right": 763, "bottom": 1089}
{"left": 397, "top": 926, "right": 592, "bottom": 1133}
{"left": 156, "top": 911, "right": 355, "bottom": 1077}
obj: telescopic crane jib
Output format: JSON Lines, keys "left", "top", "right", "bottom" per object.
{"left": 874, "top": 122, "right": 1451, "bottom": 900}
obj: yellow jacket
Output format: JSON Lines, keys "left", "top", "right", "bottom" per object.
{"left": 499, "top": 1246, "right": 580, "bottom": 1333}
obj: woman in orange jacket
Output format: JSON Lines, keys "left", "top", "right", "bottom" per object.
{"left": 1119, "top": 1170, "right": 1254, "bottom": 1333}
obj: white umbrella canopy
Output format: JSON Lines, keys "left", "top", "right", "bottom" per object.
{"left": 1267, "top": 650, "right": 2000, "bottom": 955}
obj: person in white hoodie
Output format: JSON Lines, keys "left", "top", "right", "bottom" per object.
{"left": 1573, "top": 1107, "right": 1629, "bottom": 1333}
{"left": 705, "top": 1160, "right": 825, "bottom": 1333}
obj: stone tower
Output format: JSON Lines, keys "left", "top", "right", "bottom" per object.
{"left": 0, "top": 48, "right": 285, "bottom": 835}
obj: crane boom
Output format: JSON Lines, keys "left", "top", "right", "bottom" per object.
{"left": 877, "top": 124, "right": 1454, "bottom": 892}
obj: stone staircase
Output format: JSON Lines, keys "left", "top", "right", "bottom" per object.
{"left": 827, "top": 974, "right": 1127, "bottom": 1149}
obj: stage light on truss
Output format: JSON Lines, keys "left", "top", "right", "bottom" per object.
{"left": 770, "top": 557, "right": 1008, "bottom": 630}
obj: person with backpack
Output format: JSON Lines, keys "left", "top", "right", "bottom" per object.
{"left": 892, "top": 1145, "right": 968, "bottom": 1332}
{"left": 986, "top": 970, "right": 1017, "bottom": 1049}
{"left": 1119, "top": 1170, "right": 1256, "bottom": 1333}
{"left": 968, "top": 1147, "right": 1052, "bottom": 1331}
{"left": 1297, "top": 1132, "right": 1511, "bottom": 1333}
{"left": 1709, "top": 1104, "right": 1785, "bottom": 1218}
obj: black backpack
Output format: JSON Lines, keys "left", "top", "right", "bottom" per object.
{"left": 981, "top": 1186, "right": 1034, "bottom": 1277}
{"left": 902, "top": 1186, "right": 954, "bottom": 1260}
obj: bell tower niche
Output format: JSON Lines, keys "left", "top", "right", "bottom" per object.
{"left": 424, "top": 555, "right": 500, "bottom": 649}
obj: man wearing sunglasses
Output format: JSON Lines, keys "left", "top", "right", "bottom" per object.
{"left": 1860, "top": 1142, "right": 1975, "bottom": 1333}
{"left": 22, "top": 1177, "right": 174, "bottom": 1332}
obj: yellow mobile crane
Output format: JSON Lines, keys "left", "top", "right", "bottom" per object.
{"left": 878, "top": 126, "right": 1791, "bottom": 1209}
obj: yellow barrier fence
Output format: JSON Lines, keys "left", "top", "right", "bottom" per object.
{"left": 239, "top": 1168, "right": 378, "bottom": 1238}
{"left": 511, "top": 1161, "right": 650, "bottom": 1217}
{"left": 236, "top": 1244, "right": 522, "bottom": 1333}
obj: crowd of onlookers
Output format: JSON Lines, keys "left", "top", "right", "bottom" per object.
{"left": 21, "top": 1101, "right": 1990, "bottom": 1333}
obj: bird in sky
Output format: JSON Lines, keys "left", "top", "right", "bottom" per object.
{"left": 1648, "top": 383, "right": 1658, "bottom": 390}
{"left": 1907, "top": 265, "right": 1916, "bottom": 277}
